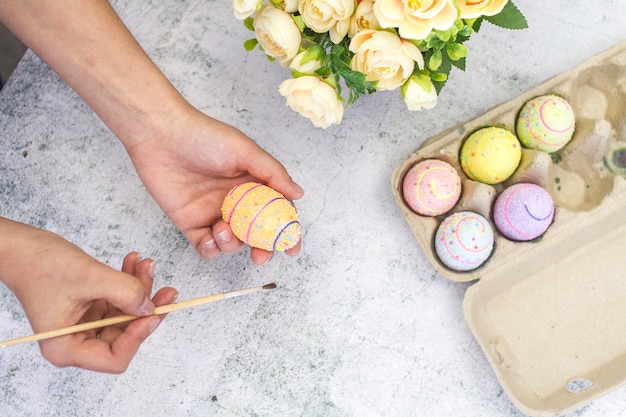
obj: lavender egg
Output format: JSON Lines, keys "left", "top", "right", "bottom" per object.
{"left": 493, "top": 183, "right": 554, "bottom": 241}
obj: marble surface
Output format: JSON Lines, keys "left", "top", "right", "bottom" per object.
{"left": 1, "top": 1, "right": 625, "bottom": 416}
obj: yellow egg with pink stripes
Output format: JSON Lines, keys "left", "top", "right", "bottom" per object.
{"left": 221, "top": 182, "right": 302, "bottom": 251}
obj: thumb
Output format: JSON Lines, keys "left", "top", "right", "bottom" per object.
{"left": 246, "top": 145, "right": 304, "bottom": 201}
{"left": 89, "top": 267, "right": 155, "bottom": 317}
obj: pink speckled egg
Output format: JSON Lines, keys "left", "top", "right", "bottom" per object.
{"left": 402, "top": 159, "right": 461, "bottom": 216}
{"left": 435, "top": 211, "right": 494, "bottom": 271}
{"left": 221, "top": 182, "right": 301, "bottom": 251}
{"left": 516, "top": 94, "right": 575, "bottom": 153}
{"left": 493, "top": 183, "right": 554, "bottom": 241}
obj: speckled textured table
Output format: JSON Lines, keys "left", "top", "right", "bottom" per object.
{"left": 1, "top": 1, "right": 625, "bottom": 416}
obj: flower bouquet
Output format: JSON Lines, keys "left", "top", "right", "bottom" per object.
{"left": 232, "top": 0, "right": 527, "bottom": 128}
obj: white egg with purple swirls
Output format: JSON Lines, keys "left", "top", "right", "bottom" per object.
{"left": 435, "top": 211, "right": 494, "bottom": 271}
{"left": 493, "top": 183, "right": 554, "bottom": 241}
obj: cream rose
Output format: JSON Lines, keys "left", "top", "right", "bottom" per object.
{"left": 348, "top": 0, "right": 380, "bottom": 38}
{"left": 349, "top": 29, "right": 424, "bottom": 91}
{"left": 401, "top": 74, "right": 437, "bottom": 111}
{"left": 254, "top": 5, "right": 301, "bottom": 67}
{"left": 282, "top": 0, "right": 299, "bottom": 13}
{"left": 373, "top": 0, "right": 457, "bottom": 40}
{"left": 232, "top": 0, "right": 262, "bottom": 20}
{"left": 298, "top": 0, "right": 354, "bottom": 44}
{"left": 278, "top": 76, "right": 344, "bottom": 128}
{"left": 457, "top": 0, "right": 508, "bottom": 19}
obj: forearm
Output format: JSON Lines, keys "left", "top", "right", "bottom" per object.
{"left": 0, "top": 217, "right": 55, "bottom": 297}
{"left": 0, "top": 0, "right": 189, "bottom": 148}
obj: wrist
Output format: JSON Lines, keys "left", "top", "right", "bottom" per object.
{"left": 0, "top": 218, "right": 46, "bottom": 293}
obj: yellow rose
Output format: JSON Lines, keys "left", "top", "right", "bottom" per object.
{"left": 254, "top": 5, "right": 301, "bottom": 67}
{"left": 401, "top": 73, "right": 438, "bottom": 111}
{"left": 349, "top": 29, "right": 424, "bottom": 91}
{"left": 278, "top": 76, "right": 344, "bottom": 128}
{"left": 232, "top": 0, "right": 262, "bottom": 19}
{"left": 298, "top": 0, "right": 354, "bottom": 44}
{"left": 348, "top": 0, "right": 380, "bottom": 38}
{"left": 373, "top": 0, "right": 457, "bottom": 40}
{"left": 457, "top": 0, "right": 508, "bottom": 19}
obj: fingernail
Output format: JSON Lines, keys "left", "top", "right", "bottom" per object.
{"left": 148, "top": 261, "right": 156, "bottom": 279}
{"left": 138, "top": 298, "right": 155, "bottom": 316}
{"left": 204, "top": 238, "right": 216, "bottom": 251}
{"left": 261, "top": 253, "right": 274, "bottom": 266}
{"left": 292, "top": 180, "right": 304, "bottom": 196}
{"left": 216, "top": 229, "right": 232, "bottom": 244}
{"left": 148, "top": 317, "right": 161, "bottom": 334}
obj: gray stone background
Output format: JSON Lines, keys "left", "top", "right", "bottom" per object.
{"left": 1, "top": 1, "right": 625, "bottom": 416}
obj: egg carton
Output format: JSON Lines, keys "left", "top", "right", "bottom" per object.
{"left": 391, "top": 41, "right": 626, "bottom": 416}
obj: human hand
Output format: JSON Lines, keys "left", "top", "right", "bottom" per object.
{"left": 124, "top": 107, "right": 305, "bottom": 265}
{"left": 0, "top": 0, "right": 303, "bottom": 265}
{"left": 0, "top": 220, "right": 177, "bottom": 373}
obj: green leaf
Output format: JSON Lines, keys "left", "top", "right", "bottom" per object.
{"left": 430, "top": 72, "right": 448, "bottom": 82}
{"left": 485, "top": 1, "right": 528, "bottom": 30}
{"left": 439, "top": 48, "right": 453, "bottom": 75}
{"left": 293, "top": 14, "right": 306, "bottom": 32}
{"left": 428, "top": 49, "right": 442, "bottom": 71}
{"left": 436, "top": 29, "right": 451, "bottom": 42}
{"left": 447, "top": 43, "right": 467, "bottom": 61}
{"left": 468, "top": 17, "right": 483, "bottom": 33}
{"left": 451, "top": 56, "right": 466, "bottom": 71}
{"left": 243, "top": 38, "right": 258, "bottom": 52}
{"left": 457, "top": 24, "right": 472, "bottom": 39}
{"left": 243, "top": 17, "right": 255, "bottom": 32}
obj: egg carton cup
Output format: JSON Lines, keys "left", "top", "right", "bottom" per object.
{"left": 391, "top": 41, "right": 626, "bottom": 416}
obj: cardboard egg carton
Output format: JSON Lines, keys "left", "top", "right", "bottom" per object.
{"left": 391, "top": 41, "right": 626, "bottom": 416}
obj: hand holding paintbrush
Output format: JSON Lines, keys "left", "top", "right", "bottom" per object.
{"left": 1, "top": 282, "right": 276, "bottom": 349}
{"left": 0, "top": 229, "right": 275, "bottom": 374}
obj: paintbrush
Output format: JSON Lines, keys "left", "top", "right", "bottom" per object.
{"left": 0, "top": 283, "right": 277, "bottom": 348}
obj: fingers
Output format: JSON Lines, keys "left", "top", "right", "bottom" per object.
{"left": 211, "top": 221, "right": 245, "bottom": 255}
{"left": 39, "top": 314, "right": 161, "bottom": 373}
{"left": 193, "top": 220, "right": 245, "bottom": 259}
{"left": 89, "top": 253, "right": 156, "bottom": 317}
{"left": 194, "top": 219, "right": 301, "bottom": 264}
{"left": 250, "top": 248, "right": 273, "bottom": 266}
{"left": 39, "top": 255, "right": 178, "bottom": 374}
{"left": 40, "top": 291, "right": 176, "bottom": 374}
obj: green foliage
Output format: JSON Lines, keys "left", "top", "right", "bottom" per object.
{"left": 326, "top": 42, "right": 377, "bottom": 105}
{"left": 243, "top": 38, "right": 258, "bottom": 52}
{"left": 485, "top": 1, "right": 529, "bottom": 30}
{"left": 416, "top": 1, "right": 527, "bottom": 95}
{"left": 243, "top": 17, "right": 254, "bottom": 32}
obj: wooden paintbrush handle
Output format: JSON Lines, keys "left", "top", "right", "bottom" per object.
{"left": 0, "top": 293, "right": 227, "bottom": 348}
{"left": 0, "top": 283, "right": 274, "bottom": 348}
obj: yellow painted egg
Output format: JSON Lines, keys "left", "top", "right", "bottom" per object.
{"left": 516, "top": 94, "right": 575, "bottom": 153}
{"left": 459, "top": 126, "right": 522, "bottom": 185}
{"left": 221, "top": 182, "right": 302, "bottom": 251}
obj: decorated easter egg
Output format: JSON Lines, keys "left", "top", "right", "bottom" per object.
{"left": 493, "top": 183, "right": 554, "bottom": 241}
{"left": 435, "top": 211, "right": 494, "bottom": 271}
{"left": 221, "top": 182, "right": 302, "bottom": 251}
{"left": 459, "top": 127, "right": 522, "bottom": 185}
{"left": 402, "top": 159, "right": 462, "bottom": 216}
{"left": 516, "top": 94, "right": 575, "bottom": 153}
